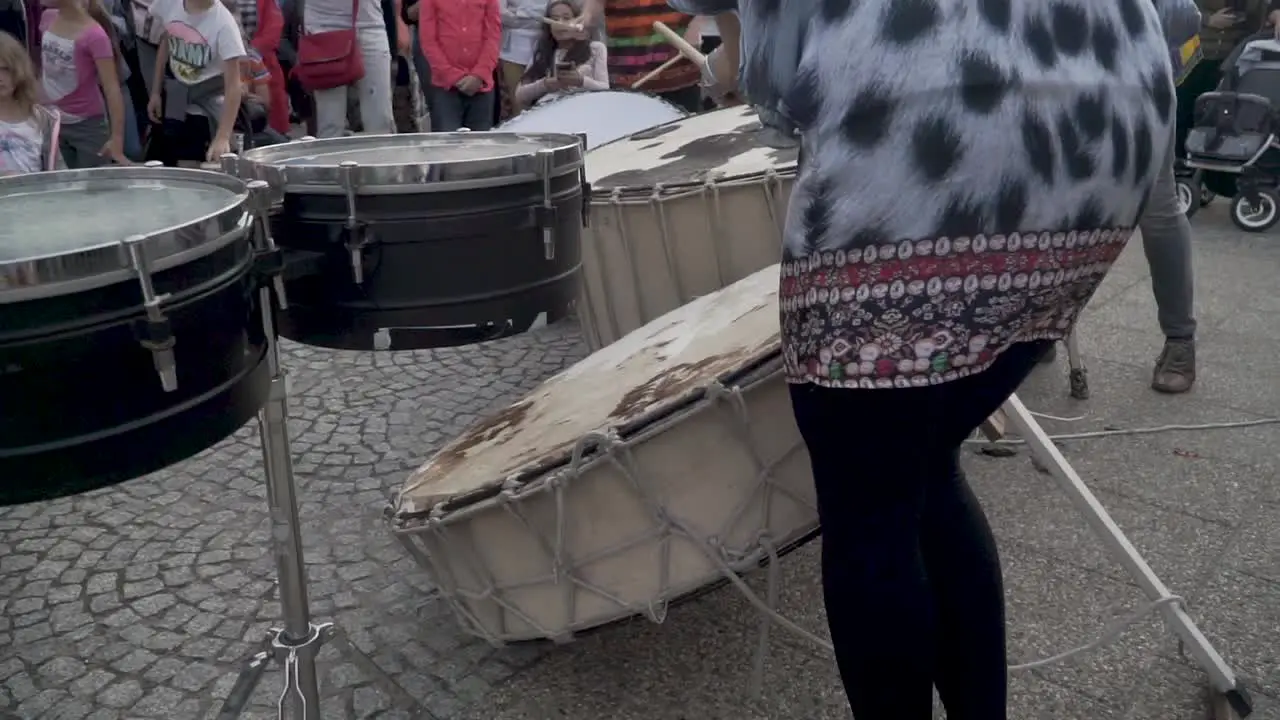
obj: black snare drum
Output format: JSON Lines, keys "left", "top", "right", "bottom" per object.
{"left": 234, "top": 132, "right": 587, "bottom": 351}
{"left": 0, "top": 167, "right": 272, "bottom": 505}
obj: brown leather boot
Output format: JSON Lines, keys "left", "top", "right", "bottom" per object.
{"left": 1152, "top": 338, "right": 1196, "bottom": 394}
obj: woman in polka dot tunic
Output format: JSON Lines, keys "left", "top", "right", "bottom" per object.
{"left": 667, "top": 0, "right": 1198, "bottom": 718}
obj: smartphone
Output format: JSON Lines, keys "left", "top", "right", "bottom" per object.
{"left": 555, "top": 60, "right": 574, "bottom": 73}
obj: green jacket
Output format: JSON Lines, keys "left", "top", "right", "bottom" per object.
{"left": 1198, "top": 0, "right": 1270, "bottom": 60}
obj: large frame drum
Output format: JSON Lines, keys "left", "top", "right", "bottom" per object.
{"left": 579, "top": 106, "right": 799, "bottom": 351}
{"left": 390, "top": 265, "right": 818, "bottom": 643}
{"left": 0, "top": 167, "right": 270, "bottom": 505}
{"left": 234, "top": 133, "right": 587, "bottom": 351}
{"left": 496, "top": 90, "right": 688, "bottom": 151}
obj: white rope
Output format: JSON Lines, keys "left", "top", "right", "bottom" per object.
{"left": 967, "top": 416, "right": 1280, "bottom": 446}
{"left": 692, "top": 535, "right": 1186, "bottom": 675}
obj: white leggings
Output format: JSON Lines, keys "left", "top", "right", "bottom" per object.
{"left": 312, "top": 28, "right": 395, "bottom": 138}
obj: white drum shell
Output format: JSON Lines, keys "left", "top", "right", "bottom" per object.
{"left": 578, "top": 107, "right": 798, "bottom": 351}
{"left": 396, "top": 364, "right": 814, "bottom": 642}
{"left": 580, "top": 173, "right": 793, "bottom": 351}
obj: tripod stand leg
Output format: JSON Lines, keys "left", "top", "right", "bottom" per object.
{"left": 216, "top": 638, "right": 274, "bottom": 720}
{"left": 1064, "top": 332, "right": 1089, "bottom": 399}
{"left": 1002, "top": 394, "right": 1253, "bottom": 718}
{"left": 325, "top": 626, "right": 426, "bottom": 714}
{"left": 258, "top": 371, "right": 324, "bottom": 720}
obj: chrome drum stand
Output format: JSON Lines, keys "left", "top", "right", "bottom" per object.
{"left": 217, "top": 181, "right": 420, "bottom": 720}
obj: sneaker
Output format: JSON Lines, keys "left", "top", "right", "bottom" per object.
{"left": 1152, "top": 337, "right": 1196, "bottom": 394}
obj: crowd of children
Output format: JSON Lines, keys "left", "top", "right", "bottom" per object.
{"left": 0, "top": 0, "right": 712, "bottom": 175}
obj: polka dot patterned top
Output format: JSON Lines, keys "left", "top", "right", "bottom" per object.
{"left": 668, "top": 0, "right": 1196, "bottom": 390}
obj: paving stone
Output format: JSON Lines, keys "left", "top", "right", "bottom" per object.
{"left": 99, "top": 609, "right": 139, "bottom": 629}
{"left": 16, "top": 688, "right": 69, "bottom": 718}
{"left": 7, "top": 597, "right": 44, "bottom": 615}
{"left": 96, "top": 679, "right": 143, "bottom": 708}
{"left": 37, "top": 657, "right": 87, "bottom": 686}
{"left": 68, "top": 670, "right": 116, "bottom": 699}
{"left": 122, "top": 579, "right": 165, "bottom": 600}
{"left": 88, "top": 593, "right": 121, "bottom": 614}
{"left": 111, "top": 649, "right": 158, "bottom": 674}
{"left": 45, "top": 697, "right": 95, "bottom": 720}
{"left": 171, "top": 662, "right": 222, "bottom": 692}
{"left": 131, "top": 593, "right": 178, "bottom": 618}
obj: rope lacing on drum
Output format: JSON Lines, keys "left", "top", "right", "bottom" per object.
{"left": 760, "top": 168, "right": 783, "bottom": 237}
{"left": 648, "top": 184, "right": 687, "bottom": 302}
{"left": 701, "top": 177, "right": 728, "bottom": 288}
{"left": 609, "top": 188, "right": 640, "bottom": 345}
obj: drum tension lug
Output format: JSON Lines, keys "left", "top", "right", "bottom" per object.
{"left": 132, "top": 301, "right": 178, "bottom": 393}
{"left": 253, "top": 247, "right": 286, "bottom": 291}
{"left": 345, "top": 224, "right": 372, "bottom": 285}
{"left": 536, "top": 207, "right": 558, "bottom": 260}
{"left": 580, "top": 182, "right": 592, "bottom": 227}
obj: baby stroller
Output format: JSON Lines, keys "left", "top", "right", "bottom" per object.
{"left": 1184, "top": 36, "right": 1280, "bottom": 232}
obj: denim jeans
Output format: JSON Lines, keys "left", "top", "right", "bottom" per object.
{"left": 426, "top": 87, "right": 494, "bottom": 132}
{"left": 411, "top": 31, "right": 432, "bottom": 129}
{"left": 1138, "top": 138, "right": 1197, "bottom": 339}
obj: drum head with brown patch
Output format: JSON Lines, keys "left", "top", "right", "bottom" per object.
{"left": 396, "top": 264, "right": 783, "bottom": 515}
{"left": 585, "top": 105, "right": 799, "bottom": 190}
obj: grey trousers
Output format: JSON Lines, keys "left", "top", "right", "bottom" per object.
{"left": 1138, "top": 146, "right": 1197, "bottom": 339}
{"left": 137, "top": 40, "right": 159, "bottom": 96}
{"left": 59, "top": 117, "right": 111, "bottom": 169}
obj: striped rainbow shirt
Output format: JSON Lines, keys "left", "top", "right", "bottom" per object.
{"left": 604, "top": 0, "right": 699, "bottom": 94}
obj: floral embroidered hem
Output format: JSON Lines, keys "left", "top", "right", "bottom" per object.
{"left": 780, "top": 226, "right": 1133, "bottom": 389}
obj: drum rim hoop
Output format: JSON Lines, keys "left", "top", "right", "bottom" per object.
{"left": 498, "top": 88, "right": 689, "bottom": 121}
{"left": 393, "top": 349, "right": 783, "bottom": 525}
{"left": 236, "top": 132, "right": 586, "bottom": 193}
{"left": 0, "top": 167, "right": 250, "bottom": 302}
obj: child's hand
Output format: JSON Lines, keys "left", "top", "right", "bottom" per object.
{"left": 556, "top": 68, "right": 582, "bottom": 88}
{"left": 146, "top": 92, "right": 162, "bottom": 123}
{"left": 100, "top": 136, "right": 130, "bottom": 164}
{"left": 1207, "top": 8, "right": 1241, "bottom": 29}
{"left": 206, "top": 135, "right": 232, "bottom": 162}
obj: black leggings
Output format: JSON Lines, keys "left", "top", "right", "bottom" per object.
{"left": 788, "top": 340, "right": 1049, "bottom": 720}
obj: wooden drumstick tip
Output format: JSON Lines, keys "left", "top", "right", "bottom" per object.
{"left": 540, "top": 16, "right": 579, "bottom": 31}
{"left": 652, "top": 20, "right": 708, "bottom": 70}
{"left": 631, "top": 54, "right": 687, "bottom": 89}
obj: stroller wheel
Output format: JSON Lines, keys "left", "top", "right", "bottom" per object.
{"left": 1230, "top": 189, "right": 1280, "bottom": 232}
{"left": 1175, "top": 177, "right": 1200, "bottom": 218}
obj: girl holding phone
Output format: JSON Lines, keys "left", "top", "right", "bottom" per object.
{"left": 513, "top": 0, "right": 605, "bottom": 109}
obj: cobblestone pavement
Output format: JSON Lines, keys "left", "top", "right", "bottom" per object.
{"left": 0, "top": 322, "right": 588, "bottom": 720}
{"left": 3, "top": 203, "right": 1280, "bottom": 720}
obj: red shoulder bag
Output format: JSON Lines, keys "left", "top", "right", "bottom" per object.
{"left": 292, "top": 0, "right": 365, "bottom": 91}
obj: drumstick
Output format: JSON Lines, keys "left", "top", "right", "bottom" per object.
{"left": 540, "top": 16, "right": 579, "bottom": 31}
{"left": 631, "top": 54, "right": 687, "bottom": 89}
{"left": 651, "top": 20, "right": 709, "bottom": 74}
